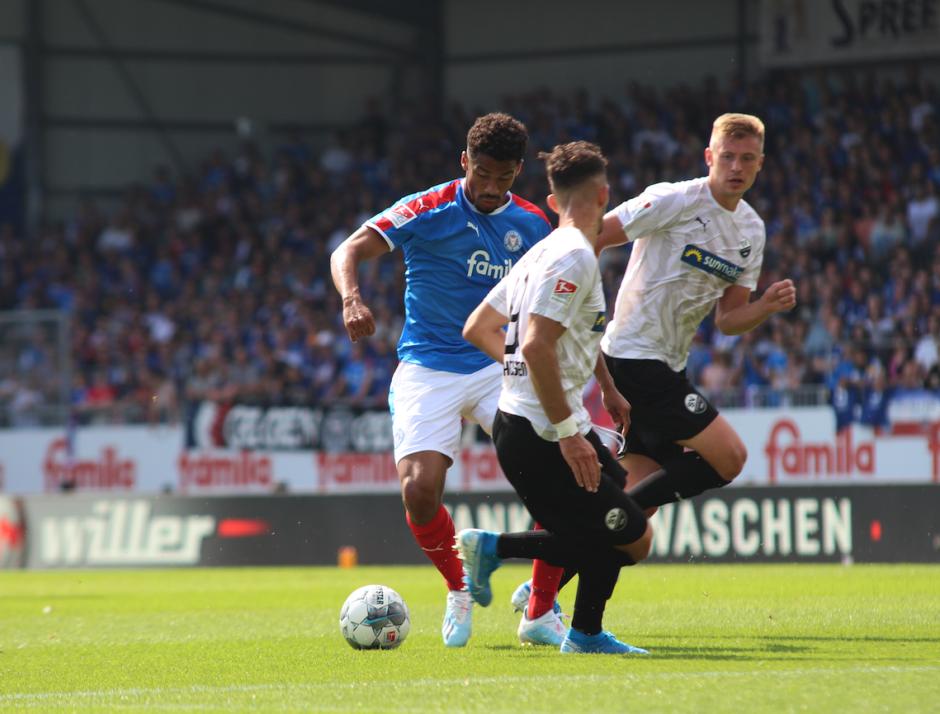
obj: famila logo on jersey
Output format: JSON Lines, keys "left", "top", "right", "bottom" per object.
{"left": 466, "top": 250, "right": 513, "bottom": 279}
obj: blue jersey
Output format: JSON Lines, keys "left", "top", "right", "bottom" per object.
{"left": 366, "top": 178, "right": 551, "bottom": 374}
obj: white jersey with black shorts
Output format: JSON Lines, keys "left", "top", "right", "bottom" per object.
{"left": 484, "top": 226, "right": 645, "bottom": 547}
{"left": 601, "top": 177, "right": 767, "bottom": 461}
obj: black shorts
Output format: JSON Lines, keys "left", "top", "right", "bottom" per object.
{"left": 492, "top": 410, "right": 647, "bottom": 548}
{"left": 603, "top": 355, "right": 719, "bottom": 464}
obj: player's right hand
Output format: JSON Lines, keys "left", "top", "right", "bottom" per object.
{"left": 560, "top": 434, "right": 602, "bottom": 493}
{"left": 342, "top": 296, "right": 376, "bottom": 342}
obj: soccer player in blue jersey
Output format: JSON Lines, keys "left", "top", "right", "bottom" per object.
{"left": 330, "top": 113, "right": 564, "bottom": 648}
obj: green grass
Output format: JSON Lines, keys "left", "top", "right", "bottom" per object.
{"left": 0, "top": 565, "right": 938, "bottom": 712}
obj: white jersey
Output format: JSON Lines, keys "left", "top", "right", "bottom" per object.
{"left": 601, "top": 177, "right": 766, "bottom": 371}
{"left": 485, "top": 226, "right": 605, "bottom": 441}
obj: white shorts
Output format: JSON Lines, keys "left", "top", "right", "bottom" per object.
{"left": 389, "top": 361, "right": 502, "bottom": 464}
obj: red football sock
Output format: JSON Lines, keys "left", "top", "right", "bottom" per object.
{"left": 529, "top": 524, "right": 564, "bottom": 619}
{"left": 407, "top": 505, "right": 465, "bottom": 591}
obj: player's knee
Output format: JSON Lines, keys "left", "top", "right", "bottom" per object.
{"left": 618, "top": 523, "right": 653, "bottom": 563}
{"left": 400, "top": 474, "right": 441, "bottom": 524}
{"left": 720, "top": 441, "right": 747, "bottom": 481}
{"left": 632, "top": 524, "right": 654, "bottom": 562}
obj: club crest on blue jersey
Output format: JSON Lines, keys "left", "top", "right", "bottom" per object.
{"left": 680, "top": 244, "right": 743, "bottom": 284}
{"left": 503, "top": 230, "right": 522, "bottom": 252}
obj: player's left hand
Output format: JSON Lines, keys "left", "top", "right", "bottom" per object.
{"left": 761, "top": 279, "right": 796, "bottom": 314}
{"left": 601, "top": 387, "right": 631, "bottom": 438}
{"left": 559, "top": 434, "right": 602, "bottom": 493}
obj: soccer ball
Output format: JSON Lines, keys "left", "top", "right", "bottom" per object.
{"left": 339, "top": 584, "right": 410, "bottom": 650}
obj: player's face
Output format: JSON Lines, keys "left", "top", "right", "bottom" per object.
{"left": 705, "top": 134, "right": 764, "bottom": 209}
{"left": 461, "top": 151, "right": 522, "bottom": 213}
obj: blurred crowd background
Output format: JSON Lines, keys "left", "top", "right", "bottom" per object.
{"left": 1, "top": 67, "right": 939, "bottom": 428}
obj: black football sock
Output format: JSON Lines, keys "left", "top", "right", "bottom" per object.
{"left": 558, "top": 566, "right": 578, "bottom": 592}
{"left": 496, "top": 530, "right": 580, "bottom": 569}
{"left": 570, "top": 556, "right": 620, "bottom": 636}
{"left": 627, "top": 451, "right": 730, "bottom": 510}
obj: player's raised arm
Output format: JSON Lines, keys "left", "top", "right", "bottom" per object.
{"left": 595, "top": 211, "right": 630, "bottom": 253}
{"left": 330, "top": 225, "right": 391, "bottom": 342}
{"left": 596, "top": 182, "right": 687, "bottom": 254}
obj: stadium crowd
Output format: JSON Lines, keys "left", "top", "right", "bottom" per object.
{"left": 1, "top": 68, "right": 939, "bottom": 427}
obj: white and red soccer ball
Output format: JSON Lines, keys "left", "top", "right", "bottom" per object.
{"left": 339, "top": 584, "right": 410, "bottom": 650}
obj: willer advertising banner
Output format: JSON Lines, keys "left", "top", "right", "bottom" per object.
{"left": 16, "top": 486, "right": 940, "bottom": 568}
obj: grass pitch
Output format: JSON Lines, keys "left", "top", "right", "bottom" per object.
{"left": 0, "top": 564, "right": 938, "bottom": 712}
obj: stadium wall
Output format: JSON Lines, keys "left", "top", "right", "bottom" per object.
{"left": 445, "top": 0, "right": 760, "bottom": 106}
{"left": 1, "top": 406, "right": 938, "bottom": 496}
{"left": 2, "top": 485, "right": 938, "bottom": 569}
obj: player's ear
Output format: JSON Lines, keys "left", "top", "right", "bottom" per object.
{"left": 514, "top": 160, "right": 523, "bottom": 177}
{"left": 704, "top": 146, "right": 714, "bottom": 168}
{"left": 460, "top": 150, "right": 469, "bottom": 172}
{"left": 546, "top": 193, "right": 560, "bottom": 215}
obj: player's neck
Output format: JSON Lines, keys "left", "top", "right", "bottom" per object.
{"left": 558, "top": 212, "right": 600, "bottom": 247}
{"left": 707, "top": 180, "right": 743, "bottom": 212}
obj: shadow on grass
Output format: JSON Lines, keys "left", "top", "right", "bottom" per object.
{"left": 646, "top": 634, "right": 940, "bottom": 644}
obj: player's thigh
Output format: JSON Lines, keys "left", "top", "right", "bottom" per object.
{"left": 495, "top": 414, "right": 648, "bottom": 549}
{"left": 614, "top": 521, "right": 653, "bottom": 562}
{"left": 619, "top": 452, "right": 661, "bottom": 489}
{"left": 462, "top": 362, "right": 503, "bottom": 435}
{"left": 678, "top": 414, "right": 747, "bottom": 479}
{"left": 605, "top": 354, "right": 719, "bottom": 462}
{"left": 389, "top": 362, "right": 465, "bottom": 465}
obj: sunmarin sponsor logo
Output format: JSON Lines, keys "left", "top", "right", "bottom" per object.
{"left": 38, "top": 500, "right": 215, "bottom": 566}
{"left": 764, "top": 419, "right": 874, "bottom": 483}
{"left": 178, "top": 450, "right": 273, "bottom": 491}
{"left": 649, "top": 496, "right": 852, "bottom": 559}
{"left": 43, "top": 437, "right": 135, "bottom": 491}
{"left": 680, "top": 245, "right": 743, "bottom": 284}
{"left": 466, "top": 250, "right": 513, "bottom": 280}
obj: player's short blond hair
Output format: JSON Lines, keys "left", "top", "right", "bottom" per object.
{"left": 710, "top": 113, "right": 765, "bottom": 151}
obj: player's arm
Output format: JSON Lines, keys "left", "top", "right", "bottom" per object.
{"left": 463, "top": 302, "right": 509, "bottom": 363}
{"left": 594, "top": 212, "right": 630, "bottom": 253}
{"left": 596, "top": 183, "right": 686, "bottom": 254}
{"left": 523, "top": 315, "right": 601, "bottom": 492}
{"left": 714, "top": 279, "right": 797, "bottom": 335}
{"left": 330, "top": 225, "right": 391, "bottom": 342}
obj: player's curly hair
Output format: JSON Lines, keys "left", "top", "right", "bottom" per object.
{"left": 538, "top": 141, "right": 607, "bottom": 193}
{"left": 466, "top": 113, "right": 528, "bottom": 162}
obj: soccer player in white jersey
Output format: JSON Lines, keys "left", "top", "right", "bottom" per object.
{"left": 596, "top": 113, "right": 796, "bottom": 511}
{"left": 457, "top": 142, "right": 653, "bottom": 655}
{"left": 330, "top": 114, "right": 565, "bottom": 648}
